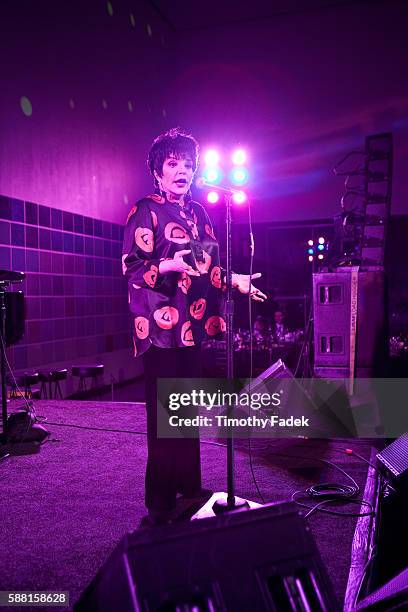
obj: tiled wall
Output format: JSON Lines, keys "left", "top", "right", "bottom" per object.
{"left": 0, "top": 195, "right": 131, "bottom": 376}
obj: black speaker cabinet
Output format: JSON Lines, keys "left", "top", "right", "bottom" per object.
{"left": 75, "top": 501, "right": 337, "bottom": 612}
{"left": 313, "top": 270, "right": 387, "bottom": 378}
{"left": 239, "top": 359, "right": 355, "bottom": 437}
{"left": 239, "top": 359, "right": 318, "bottom": 423}
{"left": 357, "top": 568, "right": 408, "bottom": 610}
{"left": 376, "top": 434, "right": 408, "bottom": 487}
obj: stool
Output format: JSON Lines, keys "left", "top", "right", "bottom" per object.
{"left": 38, "top": 369, "right": 68, "bottom": 399}
{"left": 23, "top": 372, "right": 40, "bottom": 399}
{"left": 8, "top": 372, "right": 39, "bottom": 399}
{"left": 72, "top": 365, "right": 104, "bottom": 394}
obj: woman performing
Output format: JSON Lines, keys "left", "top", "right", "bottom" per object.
{"left": 122, "top": 128, "right": 266, "bottom": 526}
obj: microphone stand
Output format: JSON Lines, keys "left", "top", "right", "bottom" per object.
{"left": 212, "top": 192, "right": 249, "bottom": 514}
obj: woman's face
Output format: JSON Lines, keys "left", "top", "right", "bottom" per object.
{"left": 157, "top": 155, "right": 194, "bottom": 199}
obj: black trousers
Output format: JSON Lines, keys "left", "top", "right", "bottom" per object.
{"left": 142, "top": 344, "right": 202, "bottom": 513}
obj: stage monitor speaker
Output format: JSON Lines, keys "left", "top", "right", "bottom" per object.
{"left": 238, "top": 359, "right": 354, "bottom": 437}
{"left": 239, "top": 359, "right": 314, "bottom": 418}
{"left": 240, "top": 358, "right": 291, "bottom": 389}
{"left": 75, "top": 501, "right": 338, "bottom": 612}
{"left": 356, "top": 568, "right": 408, "bottom": 610}
{"left": 376, "top": 434, "right": 408, "bottom": 488}
{"left": 313, "top": 270, "right": 387, "bottom": 378}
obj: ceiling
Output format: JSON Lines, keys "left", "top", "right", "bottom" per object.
{"left": 149, "top": 0, "right": 374, "bottom": 31}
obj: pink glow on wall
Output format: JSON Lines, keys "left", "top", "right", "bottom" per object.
{"left": 0, "top": 0, "right": 407, "bottom": 224}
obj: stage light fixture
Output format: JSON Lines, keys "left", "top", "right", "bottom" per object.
{"left": 204, "top": 149, "right": 220, "bottom": 166}
{"left": 318, "top": 237, "right": 325, "bottom": 244}
{"left": 203, "top": 166, "right": 222, "bottom": 184}
{"left": 232, "top": 149, "right": 247, "bottom": 165}
{"left": 308, "top": 255, "right": 314, "bottom": 262}
{"left": 317, "top": 244, "right": 324, "bottom": 251}
{"left": 232, "top": 191, "right": 247, "bottom": 205}
{"left": 318, "top": 254, "right": 324, "bottom": 260}
{"left": 307, "top": 239, "right": 314, "bottom": 246}
{"left": 207, "top": 191, "right": 219, "bottom": 204}
{"left": 307, "top": 248, "right": 314, "bottom": 255}
{"left": 230, "top": 167, "right": 249, "bottom": 186}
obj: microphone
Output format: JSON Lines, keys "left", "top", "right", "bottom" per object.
{"left": 195, "top": 177, "right": 241, "bottom": 194}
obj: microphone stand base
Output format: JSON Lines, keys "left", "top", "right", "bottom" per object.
{"left": 191, "top": 492, "right": 261, "bottom": 521}
{"left": 213, "top": 496, "right": 249, "bottom": 515}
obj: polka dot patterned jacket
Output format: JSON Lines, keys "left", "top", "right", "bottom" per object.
{"left": 122, "top": 193, "right": 226, "bottom": 357}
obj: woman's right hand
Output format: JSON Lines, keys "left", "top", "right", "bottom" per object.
{"left": 158, "top": 250, "right": 200, "bottom": 276}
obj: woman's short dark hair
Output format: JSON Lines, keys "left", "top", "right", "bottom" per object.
{"left": 147, "top": 127, "right": 199, "bottom": 185}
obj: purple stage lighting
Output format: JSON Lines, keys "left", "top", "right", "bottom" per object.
{"left": 204, "top": 149, "right": 220, "bottom": 166}
{"left": 231, "top": 149, "right": 247, "bottom": 165}
{"left": 230, "top": 167, "right": 249, "bottom": 186}
{"left": 203, "top": 166, "right": 222, "bottom": 184}
{"left": 232, "top": 191, "right": 247, "bottom": 205}
{"left": 207, "top": 191, "right": 220, "bottom": 204}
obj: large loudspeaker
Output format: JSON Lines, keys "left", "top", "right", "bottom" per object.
{"left": 239, "top": 359, "right": 319, "bottom": 422}
{"left": 313, "top": 270, "right": 387, "bottom": 378}
{"left": 376, "top": 434, "right": 408, "bottom": 488}
{"left": 75, "top": 502, "right": 337, "bottom": 611}
{"left": 239, "top": 359, "right": 356, "bottom": 438}
{"left": 357, "top": 568, "right": 408, "bottom": 610}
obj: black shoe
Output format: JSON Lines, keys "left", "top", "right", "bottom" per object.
{"left": 139, "top": 512, "right": 173, "bottom": 529}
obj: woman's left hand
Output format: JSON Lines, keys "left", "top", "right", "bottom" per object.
{"left": 232, "top": 273, "right": 267, "bottom": 302}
